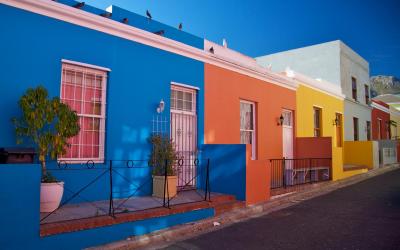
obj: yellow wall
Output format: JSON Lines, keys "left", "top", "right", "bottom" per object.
{"left": 343, "top": 141, "right": 378, "bottom": 169}
{"left": 296, "top": 84, "right": 345, "bottom": 180}
{"left": 390, "top": 106, "right": 400, "bottom": 139}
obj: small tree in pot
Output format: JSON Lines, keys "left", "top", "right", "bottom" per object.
{"left": 148, "top": 134, "right": 178, "bottom": 198}
{"left": 12, "top": 86, "right": 80, "bottom": 212}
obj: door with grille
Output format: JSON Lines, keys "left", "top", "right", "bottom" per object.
{"left": 170, "top": 85, "right": 197, "bottom": 189}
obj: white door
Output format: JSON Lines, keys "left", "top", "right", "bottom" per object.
{"left": 282, "top": 109, "right": 293, "bottom": 159}
{"left": 170, "top": 85, "right": 197, "bottom": 189}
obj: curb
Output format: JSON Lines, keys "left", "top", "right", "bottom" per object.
{"left": 88, "top": 164, "right": 399, "bottom": 250}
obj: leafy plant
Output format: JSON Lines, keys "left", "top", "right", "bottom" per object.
{"left": 148, "top": 134, "right": 178, "bottom": 176}
{"left": 12, "top": 86, "right": 80, "bottom": 182}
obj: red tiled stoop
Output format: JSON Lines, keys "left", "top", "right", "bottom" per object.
{"left": 40, "top": 194, "right": 240, "bottom": 237}
{"left": 214, "top": 201, "right": 246, "bottom": 215}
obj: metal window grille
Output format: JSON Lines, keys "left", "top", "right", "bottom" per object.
{"left": 59, "top": 63, "right": 107, "bottom": 163}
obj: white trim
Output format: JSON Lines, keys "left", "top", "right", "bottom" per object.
{"left": 2, "top": 0, "right": 297, "bottom": 91}
{"left": 62, "top": 59, "right": 111, "bottom": 72}
{"left": 171, "top": 82, "right": 200, "bottom": 90}
{"left": 371, "top": 102, "right": 390, "bottom": 114}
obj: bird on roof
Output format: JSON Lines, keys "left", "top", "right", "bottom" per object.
{"left": 146, "top": 10, "right": 152, "bottom": 20}
{"left": 178, "top": 23, "right": 183, "bottom": 30}
{"left": 100, "top": 12, "right": 112, "bottom": 18}
{"left": 154, "top": 30, "right": 165, "bottom": 36}
{"left": 74, "top": 2, "right": 85, "bottom": 9}
{"left": 209, "top": 47, "right": 214, "bottom": 54}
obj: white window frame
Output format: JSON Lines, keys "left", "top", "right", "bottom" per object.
{"left": 240, "top": 100, "right": 256, "bottom": 160}
{"left": 58, "top": 61, "right": 108, "bottom": 163}
{"left": 170, "top": 85, "right": 197, "bottom": 115}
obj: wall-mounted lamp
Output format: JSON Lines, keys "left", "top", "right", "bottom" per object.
{"left": 156, "top": 99, "right": 165, "bottom": 113}
{"left": 277, "top": 114, "right": 284, "bottom": 126}
{"left": 332, "top": 117, "right": 339, "bottom": 126}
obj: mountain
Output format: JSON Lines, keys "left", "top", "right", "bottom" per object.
{"left": 370, "top": 75, "right": 400, "bottom": 97}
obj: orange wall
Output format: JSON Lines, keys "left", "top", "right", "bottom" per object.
{"left": 204, "top": 64, "right": 296, "bottom": 204}
{"left": 204, "top": 64, "right": 297, "bottom": 160}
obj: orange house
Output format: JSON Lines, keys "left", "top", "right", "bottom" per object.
{"left": 203, "top": 40, "right": 297, "bottom": 205}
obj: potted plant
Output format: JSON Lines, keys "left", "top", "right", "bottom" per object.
{"left": 148, "top": 134, "right": 178, "bottom": 198}
{"left": 12, "top": 86, "right": 80, "bottom": 212}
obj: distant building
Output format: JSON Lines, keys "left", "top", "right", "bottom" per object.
{"left": 256, "top": 40, "right": 372, "bottom": 141}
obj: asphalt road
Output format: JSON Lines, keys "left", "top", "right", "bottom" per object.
{"left": 162, "top": 169, "right": 400, "bottom": 250}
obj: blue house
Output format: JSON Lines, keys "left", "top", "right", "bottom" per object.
{"left": 0, "top": 1, "right": 252, "bottom": 248}
{"left": 1, "top": 0, "right": 207, "bottom": 194}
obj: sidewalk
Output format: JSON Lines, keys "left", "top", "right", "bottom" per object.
{"left": 88, "top": 164, "right": 399, "bottom": 250}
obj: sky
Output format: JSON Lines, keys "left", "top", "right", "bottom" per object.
{"left": 85, "top": 0, "right": 400, "bottom": 77}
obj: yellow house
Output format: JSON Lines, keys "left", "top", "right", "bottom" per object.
{"left": 286, "top": 69, "right": 367, "bottom": 180}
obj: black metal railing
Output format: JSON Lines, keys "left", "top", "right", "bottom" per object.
{"left": 39, "top": 158, "right": 211, "bottom": 224}
{"left": 270, "top": 158, "right": 332, "bottom": 190}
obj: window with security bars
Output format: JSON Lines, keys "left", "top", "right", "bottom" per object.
{"left": 170, "top": 87, "right": 196, "bottom": 113}
{"left": 59, "top": 63, "right": 107, "bottom": 162}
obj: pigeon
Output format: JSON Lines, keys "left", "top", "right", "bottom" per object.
{"left": 74, "top": 2, "right": 85, "bottom": 8}
{"left": 154, "top": 30, "right": 165, "bottom": 36}
{"left": 100, "top": 12, "right": 112, "bottom": 18}
{"left": 178, "top": 23, "right": 183, "bottom": 30}
{"left": 146, "top": 10, "right": 152, "bottom": 19}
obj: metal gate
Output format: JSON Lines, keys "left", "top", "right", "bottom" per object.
{"left": 170, "top": 85, "right": 198, "bottom": 189}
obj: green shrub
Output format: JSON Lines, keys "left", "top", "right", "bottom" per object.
{"left": 12, "top": 86, "right": 80, "bottom": 182}
{"left": 148, "top": 134, "right": 177, "bottom": 176}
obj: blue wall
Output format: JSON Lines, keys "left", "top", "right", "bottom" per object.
{"left": 0, "top": 4, "right": 204, "bottom": 200}
{"left": 199, "top": 144, "right": 246, "bottom": 201}
{"left": 0, "top": 164, "right": 214, "bottom": 250}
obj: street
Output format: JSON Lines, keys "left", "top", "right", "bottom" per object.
{"left": 162, "top": 169, "right": 400, "bottom": 250}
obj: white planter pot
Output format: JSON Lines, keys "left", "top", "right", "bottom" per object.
{"left": 40, "top": 182, "right": 64, "bottom": 213}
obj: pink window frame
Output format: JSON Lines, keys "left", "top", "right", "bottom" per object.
{"left": 58, "top": 61, "right": 108, "bottom": 163}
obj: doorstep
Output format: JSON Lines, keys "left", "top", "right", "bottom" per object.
{"left": 40, "top": 193, "right": 238, "bottom": 237}
{"left": 343, "top": 164, "right": 369, "bottom": 171}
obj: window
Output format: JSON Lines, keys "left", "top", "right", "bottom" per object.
{"left": 353, "top": 117, "right": 359, "bottom": 141}
{"left": 313, "top": 107, "right": 322, "bottom": 137}
{"left": 352, "top": 77, "right": 357, "bottom": 101}
{"left": 365, "top": 84, "right": 370, "bottom": 105}
{"left": 366, "top": 121, "right": 371, "bottom": 140}
{"left": 240, "top": 101, "right": 256, "bottom": 159}
{"left": 386, "top": 121, "right": 391, "bottom": 139}
{"left": 335, "top": 113, "right": 343, "bottom": 147}
{"left": 59, "top": 62, "right": 107, "bottom": 162}
{"left": 377, "top": 119, "right": 383, "bottom": 140}
{"left": 171, "top": 86, "right": 196, "bottom": 113}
